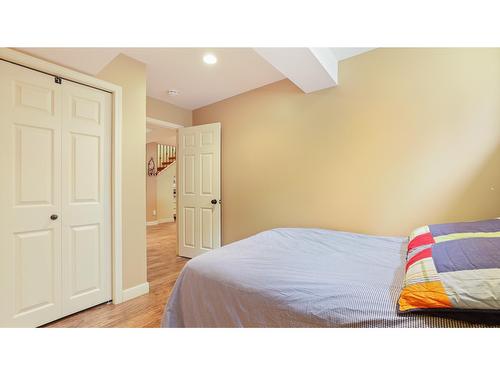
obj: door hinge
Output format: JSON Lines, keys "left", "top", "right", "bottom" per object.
{"left": 54, "top": 76, "right": 62, "bottom": 84}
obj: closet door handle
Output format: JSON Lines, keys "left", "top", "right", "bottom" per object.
{"left": 50, "top": 214, "right": 59, "bottom": 220}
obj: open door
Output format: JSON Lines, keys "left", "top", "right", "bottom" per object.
{"left": 178, "top": 123, "right": 221, "bottom": 258}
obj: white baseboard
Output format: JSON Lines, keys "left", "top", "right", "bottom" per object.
{"left": 158, "top": 217, "right": 174, "bottom": 223}
{"left": 147, "top": 218, "right": 174, "bottom": 226}
{"left": 122, "top": 282, "right": 150, "bottom": 302}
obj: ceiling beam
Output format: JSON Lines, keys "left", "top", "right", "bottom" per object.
{"left": 254, "top": 48, "right": 338, "bottom": 93}
{"left": 146, "top": 116, "right": 184, "bottom": 129}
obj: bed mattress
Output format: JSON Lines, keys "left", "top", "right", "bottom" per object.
{"left": 162, "top": 228, "right": 499, "bottom": 327}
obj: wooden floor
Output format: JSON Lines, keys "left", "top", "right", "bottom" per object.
{"left": 44, "top": 222, "right": 188, "bottom": 328}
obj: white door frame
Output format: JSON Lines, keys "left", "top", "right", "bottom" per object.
{"left": 0, "top": 48, "right": 124, "bottom": 304}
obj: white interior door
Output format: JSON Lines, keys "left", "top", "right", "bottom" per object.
{"left": 0, "top": 60, "right": 111, "bottom": 327}
{"left": 0, "top": 61, "right": 63, "bottom": 327}
{"left": 178, "top": 123, "right": 221, "bottom": 258}
{"left": 61, "top": 81, "right": 111, "bottom": 316}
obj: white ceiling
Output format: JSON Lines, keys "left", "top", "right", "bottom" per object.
{"left": 19, "top": 48, "right": 374, "bottom": 110}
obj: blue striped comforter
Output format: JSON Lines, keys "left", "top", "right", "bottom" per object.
{"left": 162, "top": 228, "right": 498, "bottom": 328}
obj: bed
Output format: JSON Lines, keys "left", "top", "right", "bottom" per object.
{"left": 162, "top": 228, "right": 499, "bottom": 327}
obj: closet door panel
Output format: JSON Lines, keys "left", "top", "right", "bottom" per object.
{"left": 0, "top": 60, "right": 113, "bottom": 327}
{"left": 0, "top": 61, "right": 62, "bottom": 327}
{"left": 61, "top": 81, "right": 111, "bottom": 316}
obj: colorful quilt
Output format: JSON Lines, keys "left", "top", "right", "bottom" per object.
{"left": 407, "top": 219, "right": 500, "bottom": 251}
{"left": 398, "top": 218, "right": 500, "bottom": 312}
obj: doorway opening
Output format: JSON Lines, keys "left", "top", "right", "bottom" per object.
{"left": 145, "top": 118, "right": 180, "bottom": 263}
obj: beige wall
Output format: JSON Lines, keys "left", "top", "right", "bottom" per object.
{"left": 146, "top": 142, "right": 157, "bottom": 223}
{"left": 147, "top": 96, "right": 192, "bottom": 126}
{"left": 97, "top": 54, "right": 148, "bottom": 290}
{"left": 157, "top": 162, "right": 176, "bottom": 221}
{"left": 193, "top": 48, "right": 500, "bottom": 244}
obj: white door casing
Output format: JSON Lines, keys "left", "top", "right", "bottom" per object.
{"left": 0, "top": 60, "right": 111, "bottom": 327}
{"left": 178, "top": 123, "right": 221, "bottom": 258}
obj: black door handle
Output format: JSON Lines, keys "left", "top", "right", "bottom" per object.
{"left": 210, "top": 199, "right": 217, "bottom": 204}
{"left": 50, "top": 214, "right": 58, "bottom": 220}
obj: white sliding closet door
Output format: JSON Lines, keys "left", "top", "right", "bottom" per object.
{"left": 61, "top": 81, "right": 111, "bottom": 316}
{"left": 0, "top": 60, "right": 111, "bottom": 327}
{"left": 0, "top": 61, "right": 63, "bottom": 327}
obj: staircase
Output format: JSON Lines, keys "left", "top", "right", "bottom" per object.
{"left": 157, "top": 144, "right": 176, "bottom": 174}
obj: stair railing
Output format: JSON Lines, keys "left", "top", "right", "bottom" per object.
{"left": 156, "top": 143, "right": 176, "bottom": 174}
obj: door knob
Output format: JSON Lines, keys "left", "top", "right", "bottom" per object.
{"left": 210, "top": 199, "right": 217, "bottom": 204}
{"left": 50, "top": 214, "right": 58, "bottom": 220}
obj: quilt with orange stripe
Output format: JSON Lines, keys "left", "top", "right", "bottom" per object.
{"left": 398, "top": 218, "right": 500, "bottom": 313}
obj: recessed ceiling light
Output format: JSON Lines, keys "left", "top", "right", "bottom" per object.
{"left": 167, "top": 89, "right": 180, "bottom": 96}
{"left": 203, "top": 53, "right": 217, "bottom": 65}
